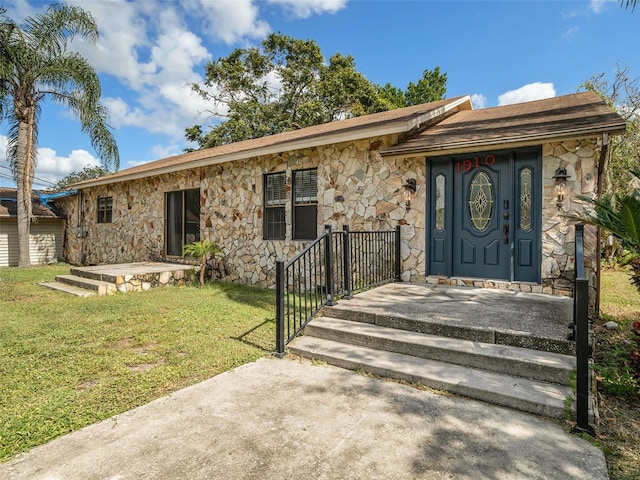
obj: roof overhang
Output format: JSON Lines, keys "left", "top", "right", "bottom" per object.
{"left": 72, "top": 96, "right": 472, "bottom": 189}
{"left": 381, "top": 123, "right": 628, "bottom": 158}
{"left": 381, "top": 91, "right": 628, "bottom": 159}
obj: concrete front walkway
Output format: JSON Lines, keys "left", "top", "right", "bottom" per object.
{"left": 0, "top": 358, "right": 607, "bottom": 480}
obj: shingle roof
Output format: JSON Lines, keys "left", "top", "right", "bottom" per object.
{"left": 0, "top": 188, "right": 65, "bottom": 219}
{"left": 72, "top": 96, "right": 472, "bottom": 188}
{"left": 382, "top": 91, "right": 627, "bottom": 157}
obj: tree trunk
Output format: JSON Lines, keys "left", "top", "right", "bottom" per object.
{"left": 199, "top": 257, "right": 206, "bottom": 287}
{"left": 16, "top": 113, "right": 35, "bottom": 267}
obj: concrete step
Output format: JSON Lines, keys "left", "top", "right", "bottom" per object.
{"left": 289, "top": 336, "right": 574, "bottom": 419}
{"left": 70, "top": 267, "right": 118, "bottom": 284}
{"left": 323, "top": 304, "right": 575, "bottom": 355}
{"left": 54, "top": 274, "right": 117, "bottom": 295}
{"left": 304, "top": 317, "right": 575, "bottom": 384}
{"left": 40, "top": 281, "right": 97, "bottom": 297}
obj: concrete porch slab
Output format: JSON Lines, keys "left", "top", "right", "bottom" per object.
{"left": 71, "top": 262, "right": 195, "bottom": 279}
{"left": 334, "top": 282, "right": 573, "bottom": 344}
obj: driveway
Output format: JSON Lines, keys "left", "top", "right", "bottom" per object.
{"left": 0, "top": 357, "right": 608, "bottom": 479}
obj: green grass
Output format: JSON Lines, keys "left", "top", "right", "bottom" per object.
{"left": 0, "top": 265, "right": 275, "bottom": 462}
{"left": 597, "top": 268, "right": 640, "bottom": 480}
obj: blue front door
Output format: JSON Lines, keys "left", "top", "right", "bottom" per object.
{"left": 427, "top": 147, "right": 541, "bottom": 282}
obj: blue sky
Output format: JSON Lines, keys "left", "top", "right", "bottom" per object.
{"left": 0, "top": 0, "right": 638, "bottom": 188}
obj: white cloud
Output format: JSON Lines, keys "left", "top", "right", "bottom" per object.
{"left": 63, "top": 1, "right": 215, "bottom": 140}
{"left": 150, "top": 143, "right": 184, "bottom": 160}
{"left": 4, "top": 0, "right": 348, "bottom": 165}
{"left": 35, "top": 148, "right": 101, "bottom": 186}
{"left": 471, "top": 94, "right": 487, "bottom": 109}
{"left": 0, "top": 135, "right": 102, "bottom": 187}
{"left": 68, "top": 0, "right": 153, "bottom": 90}
{"left": 187, "top": 0, "right": 271, "bottom": 44}
{"left": 497, "top": 82, "right": 556, "bottom": 106}
{"left": 267, "top": 0, "right": 347, "bottom": 18}
{"left": 590, "top": 0, "right": 615, "bottom": 14}
{"left": 562, "top": 26, "right": 579, "bottom": 41}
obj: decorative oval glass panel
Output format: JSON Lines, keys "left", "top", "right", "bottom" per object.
{"left": 468, "top": 171, "right": 493, "bottom": 231}
{"left": 520, "top": 167, "right": 532, "bottom": 232}
{"left": 435, "top": 174, "right": 445, "bottom": 231}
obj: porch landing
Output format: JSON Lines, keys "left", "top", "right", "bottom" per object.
{"left": 41, "top": 262, "right": 195, "bottom": 296}
{"left": 332, "top": 282, "right": 573, "bottom": 350}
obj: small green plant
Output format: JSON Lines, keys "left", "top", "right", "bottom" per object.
{"left": 564, "top": 370, "right": 576, "bottom": 420}
{"left": 594, "top": 364, "right": 639, "bottom": 398}
{"left": 183, "top": 239, "right": 224, "bottom": 287}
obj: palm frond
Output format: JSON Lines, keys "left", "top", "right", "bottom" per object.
{"left": 24, "top": 4, "right": 98, "bottom": 57}
{"left": 616, "top": 196, "right": 640, "bottom": 250}
{"left": 620, "top": 0, "right": 638, "bottom": 11}
{"left": 574, "top": 191, "right": 640, "bottom": 257}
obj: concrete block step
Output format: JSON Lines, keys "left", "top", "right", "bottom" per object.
{"left": 323, "top": 304, "right": 575, "bottom": 355}
{"left": 289, "top": 336, "right": 574, "bottom": 420}
{"left": 305, "top": 317, "right": 575, "bottom": 384}
{"left": 40, "top": 282, "right": 96, "bottom": 297}
{"left": 55, "top": 274, "right": 117, "bottom": 295}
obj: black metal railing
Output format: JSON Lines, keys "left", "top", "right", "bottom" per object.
{"left": 333, "top": 225, "right": 400, "bottom": 299}
{"left": 571, "top": 223, "right": 594, "bottom": 435}
{"left": 276, "top": 225, "right": 400, "bottom": 355}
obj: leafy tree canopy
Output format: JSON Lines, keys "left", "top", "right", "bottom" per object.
{"left": 377, "top": 66, "right": 448, "bottom": 108}
{"left": 186, "top": 33, "right": 447, "bottom": 150}
{"left": 580, "top": 65, "right": 640, "bottom": 195}
{"left": 54, "top": 164, "right": 110, "bottom": 190}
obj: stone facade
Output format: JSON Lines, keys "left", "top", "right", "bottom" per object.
{"left": 55, "top": 135, "right": 601, "bottom": 300}
{"left": 541, "top": 138, "right": 600, "bottom": 300}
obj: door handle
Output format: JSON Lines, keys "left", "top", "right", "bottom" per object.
{"left": 503, "top": 223, "right": 509, "bottom": 244}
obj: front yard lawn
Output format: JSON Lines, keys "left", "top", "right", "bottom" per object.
{"left": 0, "top": 265, "right": 275, "bottom": 462}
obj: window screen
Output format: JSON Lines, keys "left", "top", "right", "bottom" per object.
{"left": 293, "top": 169, "right": 317, "bottom": 240}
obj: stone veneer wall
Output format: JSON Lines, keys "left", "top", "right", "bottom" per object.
{"left": 56, "top": 135, "right": 602, "bottom": 302}
{"left": 541, "top": 138, "right": 600, "bottom": 302}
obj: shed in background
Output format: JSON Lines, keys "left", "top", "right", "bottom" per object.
{"left": 0, "top": 188, "right": 66, "bottom": 267}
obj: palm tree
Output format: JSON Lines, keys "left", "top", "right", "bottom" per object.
{"left": 573, "top": 170, "right": 640, "bottom": 287}
{"left": 0, "top": 4, "right": 118, "bottom": 266}
{"left": 183, "top": 239, "right": 224, "bottom": 287}
{"left": 576, "top": 192, "right": 640, "bottom": 258}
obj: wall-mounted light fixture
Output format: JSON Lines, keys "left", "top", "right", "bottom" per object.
{"left": 402, "top": 178, "right": 417, "bottom": 211}
{"left": 552, "top": 166, "right": 569, "bottom": 209}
